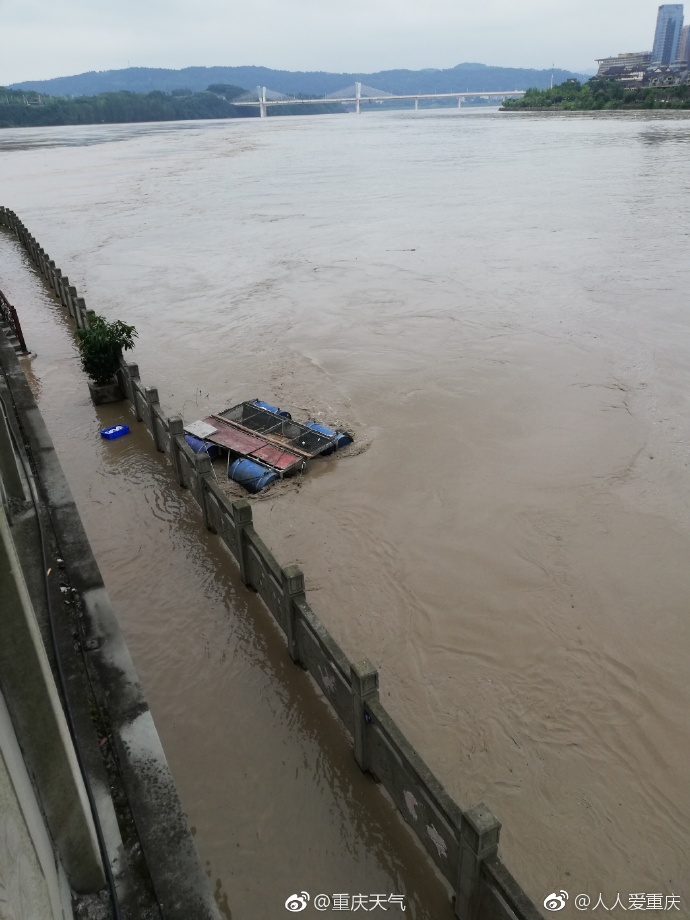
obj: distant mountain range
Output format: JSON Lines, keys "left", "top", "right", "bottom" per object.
{"left": 10, "top": 63, "right": 590, "bottom": 98}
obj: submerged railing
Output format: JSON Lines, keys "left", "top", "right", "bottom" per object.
{"left": 0, "top": 205, "right": 543, "bottom": 920}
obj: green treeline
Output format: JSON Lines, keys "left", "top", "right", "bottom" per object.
{"left": 0, "top": 85, "right": 342, "bottom": 128}
{"left": 503, "top": 79, "right": 690, "bottom": 111}
{"left": 0, "top": 86, "right": 250, "bottom": 127}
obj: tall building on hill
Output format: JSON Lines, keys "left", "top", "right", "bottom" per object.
{"left": 651, "top": 4, "right": 684, "bottom": 65}
{"left": 678, "top": 24, "right": 690, "bottom": 62}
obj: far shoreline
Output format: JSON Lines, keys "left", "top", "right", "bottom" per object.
{"left": 500, "top": 107, "right": 690, "bottom": 116}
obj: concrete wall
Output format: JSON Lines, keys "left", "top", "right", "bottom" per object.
{"left": 0, "top": 504, "right": 104, "bottom": 896}
{"left": 0, "top": 205, "right": 544, "bottom": 920}
{"left": 1, "top": 365, "right": 101, "bottom": 918}
{"left": 0, "top": 689, "right": 75, "bottom": 920}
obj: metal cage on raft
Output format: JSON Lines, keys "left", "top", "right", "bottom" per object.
{"left": 216, "top": 401, "right": 347, "bottom": 458}
{"left": 184, "top": 400, "right": 353, "bottom": 493}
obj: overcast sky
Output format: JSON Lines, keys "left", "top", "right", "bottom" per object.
{"left": 0, "top": 0, "right": 670, "bottom": 85}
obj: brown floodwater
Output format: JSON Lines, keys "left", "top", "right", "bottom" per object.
{"left": 0, "top": 234, "right": 453, "bottom": 920}
{"left": 2, "top": 108, "right": 690, "bottom": 913}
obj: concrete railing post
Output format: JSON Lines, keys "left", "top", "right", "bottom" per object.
{"left": 281, "top": 564, "right": 306, "bottom": 665}
{"left": 67, "top": 286, "right": 78, "bottom": 318}
{"left": 231, "top": 499, "right": 253, "bottom": 586}
{"left": 126, "top": 363, "right": 142, "bottom": 420}
{"left": 194, "top": 451, "right": 213, "bottom": 529}
{"left": 116, "top": 361, "right": 131, "bottom": 404}
{"left": 350, "top": 658, "right": 379, "bottom": 773}
{"left": 74, "top": 297, "right": 87, "bottom": 330}
{"left": 167, "top": 416, "right": 186, "bottom": 487}
{"left": 122, "top": 362, "right": 136, "bottom": 405}
{"left": 47, "top": 261, "right": 57, "bottom": 293}
{"left": 61, "top": 278, "right": 71, "bottom": 309}
{"left": 145, "top": 387, "right": 161, "bottom": 449}
{"left": 59, "top": 276, "right": 70, "bottom": 308}
{"left": 454, "top": 804, "right": 501, "bottom": 920}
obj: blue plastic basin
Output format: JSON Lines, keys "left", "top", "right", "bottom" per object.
{"left": 100, "top": 425, "right": 130, "bottom": 440}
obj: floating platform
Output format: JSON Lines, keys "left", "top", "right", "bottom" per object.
{"left": 184, "top": 399, "right": 352, "bottom": 491}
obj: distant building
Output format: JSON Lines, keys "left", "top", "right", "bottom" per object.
{"left": 594, "top": 48, "right": 689, "bottom": 86}
{"left": 646, "top": 63, "right": 690, "bottom": 84}
{"left": 651, "top": 4, "right": 684, "bottom": 65}
{"left": 594, "top": 5, "right": 689, "bottom": 85}
{"left": 595, "top": 51, "right": 652, "bottom": 81}
{"left": 678, "top": 24, "right": 690, "bottom": 62}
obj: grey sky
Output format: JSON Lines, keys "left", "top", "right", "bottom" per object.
{"left": 0, "top": 0, "right": 669, "bottom": 85}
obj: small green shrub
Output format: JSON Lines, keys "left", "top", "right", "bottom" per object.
{"left": 76, "top": 315, "right": 137, "bottom": 385}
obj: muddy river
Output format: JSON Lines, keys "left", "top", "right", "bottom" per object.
{"left": 1, "top": 108, "right": 689, "bottom": 915}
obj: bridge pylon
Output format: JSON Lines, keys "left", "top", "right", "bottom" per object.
{"left": 257, "top": 86, "right": 267, "bottom": 119}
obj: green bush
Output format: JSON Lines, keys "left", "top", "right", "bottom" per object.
{"left": 76, "top": 316, "right": 137, "bottom": 385}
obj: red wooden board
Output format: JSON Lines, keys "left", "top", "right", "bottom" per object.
{"left": 200, "top": 417, "right": 301, "bottom": 472}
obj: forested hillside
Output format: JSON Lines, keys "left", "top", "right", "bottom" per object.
{"left": 12, "top": 62, "right": 589, "bottom": 98}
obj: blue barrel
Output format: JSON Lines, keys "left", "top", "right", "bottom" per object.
{"left": 252, "top": 399, "right": 292, "bottom": 420}
{"left": 228, "top": 458, "right": 279, "bottom": 493}
{"left": 303, "top": 420, "right": 353, "bottom": 454}
{"left": 184, "top": 435, "right": 221, "bottom": 460}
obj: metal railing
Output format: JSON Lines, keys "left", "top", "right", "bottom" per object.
{"left": 0, "top": 287, "right": 28, "bottom": 354}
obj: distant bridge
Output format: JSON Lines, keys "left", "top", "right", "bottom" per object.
{"left": 232, "top": 82, "right": 525, "bottom": 117}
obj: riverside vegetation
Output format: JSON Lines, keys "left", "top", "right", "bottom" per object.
{"left": 76, "top": 315, "right": 137, "bottom": 385}
{"left": 0, "top": 84, "right": 340, "bottom": 128}
{"left": 503, "top": 78, "right": 690, "bottom": 110}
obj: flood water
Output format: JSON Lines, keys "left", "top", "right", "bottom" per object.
{"left": 1, "top": 108, "right": 690, "bottom": 913}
